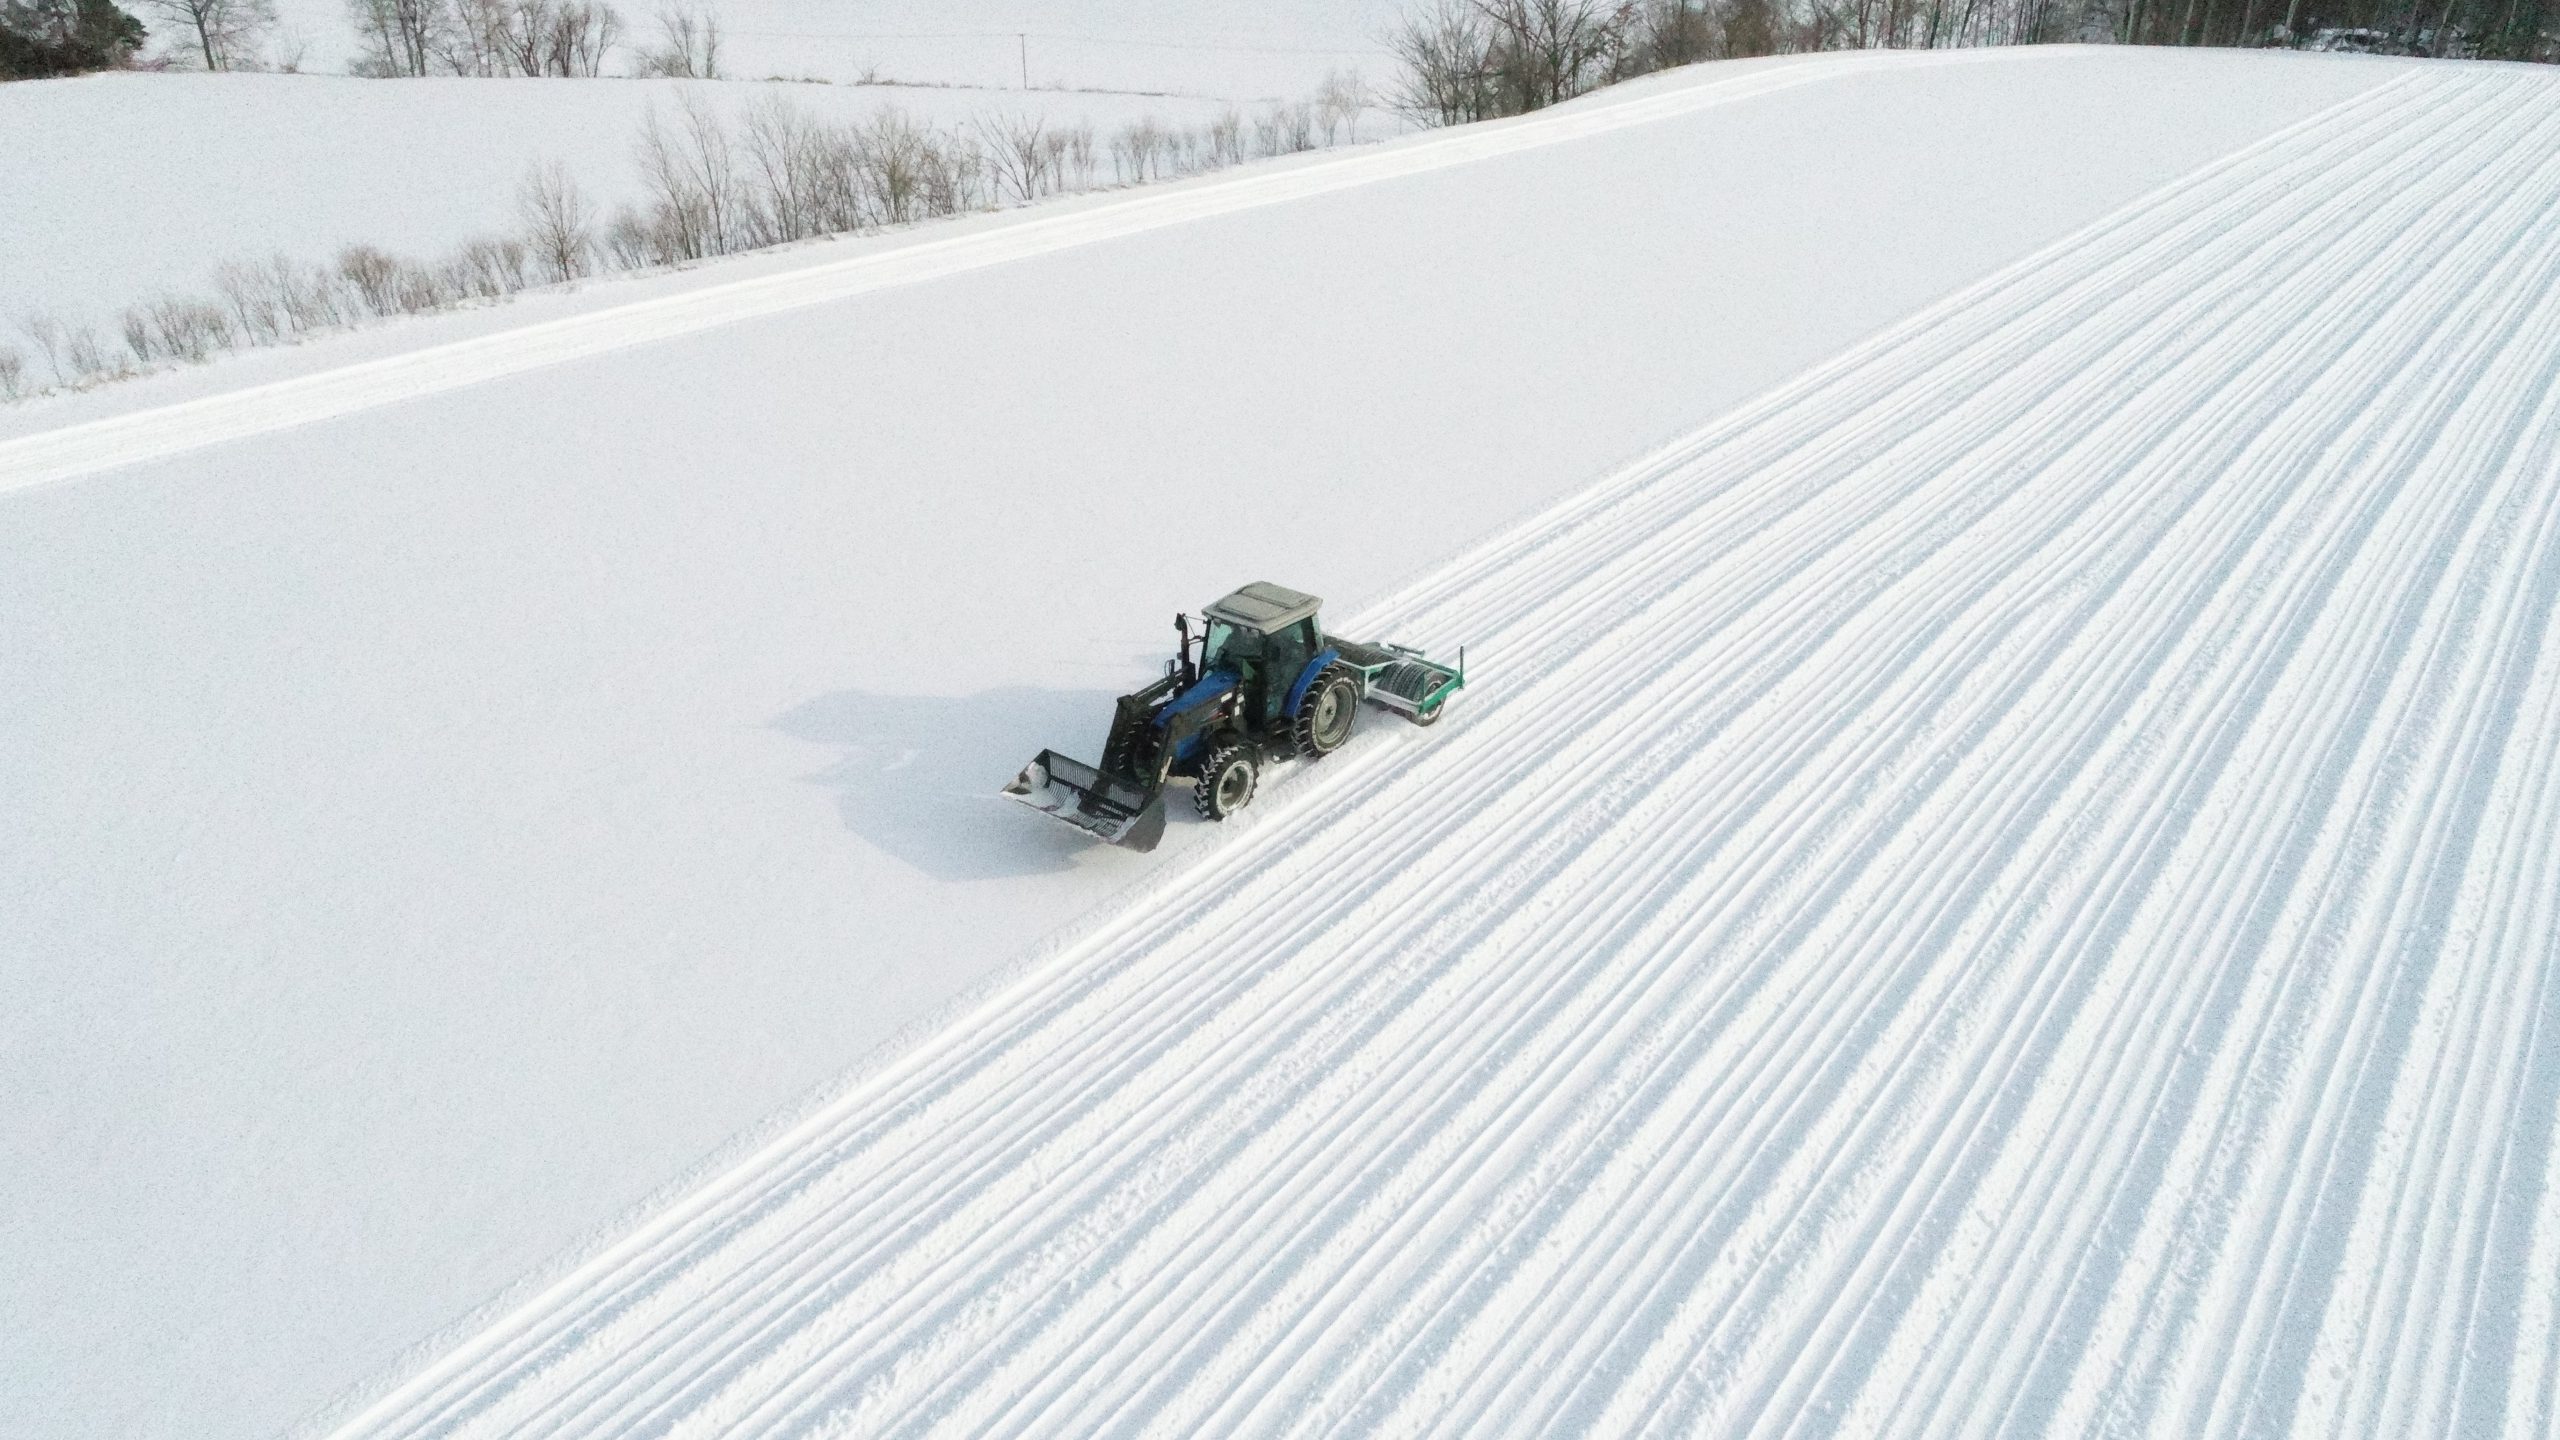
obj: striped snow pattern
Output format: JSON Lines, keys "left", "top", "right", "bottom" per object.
{"left": 331, "top": 67, "right": 2560, "bottom": 1440}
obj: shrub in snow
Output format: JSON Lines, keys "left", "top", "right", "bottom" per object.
{"left": 518, "top": 160, "right": 597, "bottom": 283}
{"left": 146, "top": 296, "right": 234, "bottom": 360}
{"left": 337, "top": 244, "right": 403, "bottom": 315}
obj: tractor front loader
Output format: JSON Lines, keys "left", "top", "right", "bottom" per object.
{"left": 1003, "top": 582, "right": 1463, "bottom": 852}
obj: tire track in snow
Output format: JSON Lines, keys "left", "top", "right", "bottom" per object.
{"left": 1351, "top": 73, "right": 2549, "bottom": 1434}
{"left": 318, "top": 65, "right": 2560, "bottom": 1440}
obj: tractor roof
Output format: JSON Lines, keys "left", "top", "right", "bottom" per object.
{"left": 1204, "top": 581, "right": 1321, "bottom": 633}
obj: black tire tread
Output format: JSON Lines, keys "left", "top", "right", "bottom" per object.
{"left": 1293, "top": 663, "right": 1363, "bottom": 759}
{"left": 1195, "top": 744, "right": 1256, "bottom": 821}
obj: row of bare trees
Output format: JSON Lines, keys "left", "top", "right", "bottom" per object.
{"left": 347, "top": 0, "right": 705, "bottom": 78}
{"left": 1, "top": 226, "right": 557, "bottom": 398}
{"left": 1388, "top": 0, "right": 2549, "bottom": 125}
{"left": 1389, "top": 0, "right": 1725, "bottom": 125}
{"left": 137, "top": 0, "right": 277, "bottom": 69}
{"left": 1, "top": 80, "right": 1384, "bottom": 401}
{"left": 113, "top": 0, "right": 692, "bottom": 73}
{"left": 2125, "top": 0, "right": 2549, "bottom": 53}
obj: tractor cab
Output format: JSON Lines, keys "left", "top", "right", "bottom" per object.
{"left": 1201, "top": 581, "right": 1324, "bottom": 726}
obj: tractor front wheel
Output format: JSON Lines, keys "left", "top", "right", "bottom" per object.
{"left": 1196, "top": 745, "right": 1258, "bottom": 821}
{"left": 1294, "top": 664, "right": 1363, "bottom": 759}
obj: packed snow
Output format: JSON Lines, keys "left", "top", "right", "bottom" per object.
{"left": 10, "top": 43, "right": 2555, "bottom": 1440}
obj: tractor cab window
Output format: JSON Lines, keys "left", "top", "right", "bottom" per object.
{"left": 1203, "top": 619, "right": 1263, "bottom": 671}
{"left": 1267, "top": 618, "right": 1318, "bottom": 681}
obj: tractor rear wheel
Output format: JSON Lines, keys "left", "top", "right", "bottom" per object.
{"left": 1196, "top": 745, "right": 1257, "bottom": 821}
{"left": 1294, "top": 664, "right": 1362, "bottom": 759}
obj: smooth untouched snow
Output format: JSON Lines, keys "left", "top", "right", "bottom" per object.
{"left": 0, "top": 72, "right": 1245, "bottom": 328}
{"left": 8, "top": 45, "right": 2527, "bottom": 1440}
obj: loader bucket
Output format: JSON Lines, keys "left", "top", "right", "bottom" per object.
{"left": 1002, "top": 749, "right": 1168, "bottom": 852}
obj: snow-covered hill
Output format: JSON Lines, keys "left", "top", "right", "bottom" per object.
{"left": 0, "top": 72, "right": 1242, "bottom": 328}
{"left": 10, "top": 45, "right": 2551, "bottom": 1440}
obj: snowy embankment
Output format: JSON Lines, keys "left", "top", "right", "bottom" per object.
{"left": 6, "top": 44, "right": 2537, "bottom": 1440}
{"left": 0, "top": 72, "right": 1239, "bottom": 332}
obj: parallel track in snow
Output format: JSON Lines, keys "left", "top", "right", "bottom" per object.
{"left": 325, "top": 66, "right": 2560, "bottom": 1439}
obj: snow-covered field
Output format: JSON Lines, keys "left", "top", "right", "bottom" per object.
{"left": 9, "top": 43, "right": 2556, "bottom": 1440}
{"left": 319, "top": 58, "right": 2560, "bottom": 1438}
{"left": 256, "top": 0, "right": 1404, "bottom": 95}
{"left": 0, "top": 72, "right": 1245, "bottom": 328}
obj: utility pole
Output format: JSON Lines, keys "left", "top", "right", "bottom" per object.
{"left": 1018, "top": 32, "right": 1028, "bottom": 88}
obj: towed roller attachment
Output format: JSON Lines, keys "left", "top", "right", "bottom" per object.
{"left": 1364, "top": 645, "right": 1464, "bottom": 723}
{"left": 1003, "top": 749, "right": 1168, "bottom": 852}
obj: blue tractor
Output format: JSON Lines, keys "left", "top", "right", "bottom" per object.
{"left": 1003, "top": 582, "right": 1464, "bottom": 851}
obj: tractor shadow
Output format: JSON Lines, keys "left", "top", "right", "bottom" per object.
{"left": 773, "top": 685, "right": 1177, "bottom": 882}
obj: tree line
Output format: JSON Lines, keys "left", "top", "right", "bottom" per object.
{"left": 0, "top": 0, "right": 714, "bottom": 77}
{"left": 1385, "top": 0, "right": 2552, "bottom": 126}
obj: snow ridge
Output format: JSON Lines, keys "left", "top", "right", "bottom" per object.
{"left": 323, "top": 64, "right": 2560, "bottom": 1440}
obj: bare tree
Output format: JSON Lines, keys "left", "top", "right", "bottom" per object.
{"left": 23, "top": 312, "right": 115, "bottom": 387}
{"left": 142, "top": 0, "right": 276, "bottom": 69}
{"left": 517, "top": 159, "right": 596, "bottom": 280}
{"left": 634, "top": 94, "right": 742, "bottom": 258}
{"left": 0, "top": 345, "right": 25, "bottom": 400}
{"left": 1060, "top": 119, "right": 1098, "bottom": 187}
{"left": 17, "top": 312, "right": 73, "bottom": 386}
{"left": 1477, "top": 0, "right": 1631, "bottom": 108}
{"left": 435, "top": 0, "right": 504, "bottom": 71}
{"left": 859, "top": 107, "right": 935, "bottom": 223}
{"left": 1723, "top": 0, "right": 1780, "bottom": 52}
{"left": 253, "top": 254, "right": 349, "bottom": 331}
{"left": 475, "top": 0, "right": 619, "bottom": 73}
{"left": 119, "top": 305, "right": 156, "bottom": 363}
{"left": 531, "top": 0, "right": 618, "bottom": 73}
{"left": 213, "top": 260, "right": 282, "bottom": 341}
{"left": 1315, "top": 69, "right": 1370, "bottom": 144}
{"left": 740, "top": 97, "right": 830, "bottom": 243}
{"left": 448, "top": 237, "right": 531, "bottom": 298}
{"left": 337, "top": 244, "right": 401, "bottom": 313}
{"left": 1109, "top": 116, "right": 1164, "bottom": 181}
{"left": 347, "top": 0, "right": 441, "bottom": 74}
{"left": 65, "top": 325, "right": 112, "bottom": 382}
{"left": 1627, "top": 0, "right": 1717, "bottom": 67}
{"left": 1254, "top": 99, "right": 1316, "bottom": 154}
{"left": 637, "top": 1, "right": 716, "bottom": 76}
{"left": 1387, "top": 0, "right": 1501, "bottom": 125}
{"left": 973, "top": 111, "right": 1054, "bottom": 202}
{"left": 602, "top": 207, "right": 658, "bottom": 269}
{"left": 146, "top": 297, "right": 233, "bottom": 360}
